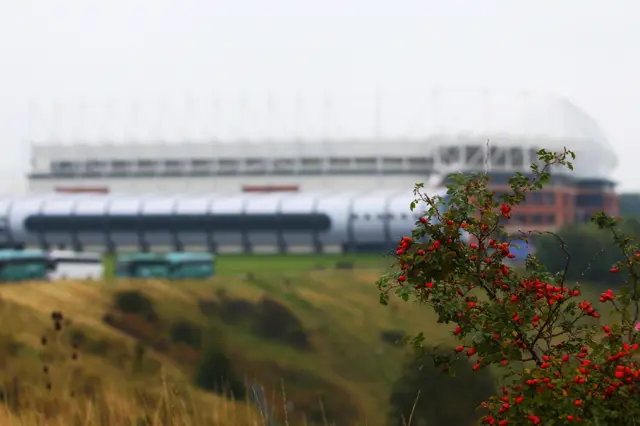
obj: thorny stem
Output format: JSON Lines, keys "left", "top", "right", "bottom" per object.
{"left": 607, "top": 226, "right": 640, "bottom": 341}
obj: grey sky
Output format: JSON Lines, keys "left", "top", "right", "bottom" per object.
{"left": 1, "top": 0, "right": 639, "bottom": 194}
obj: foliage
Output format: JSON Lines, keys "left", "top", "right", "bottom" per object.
{"left": 193, "top": 346, "right": 245, "bottom": 399}
{"left": 388, "top": 349, "right": 495, "bottom": 426}
{"left": 534, "top": 219, "right": 640, "bottom": 286}
{"left": 112, "top": 290, "right": 157, "bottom": 321}
{"left": 169, "top": 319, "right": 203, "bottom": 350}
{"left": 251, "top": 297, "right": 312, "bottom": 351}
{"left": 377, "top": 148, "right": 640, "bottom": 425}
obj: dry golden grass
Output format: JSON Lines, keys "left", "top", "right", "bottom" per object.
{"left": 0, "top": 265, "right": 481, "bottom": 426}
{"left": 0, "top": 373, "right": 264, "bottom": 426}
{"left": 0, "top": 279, "right": 268, "bottom": 426}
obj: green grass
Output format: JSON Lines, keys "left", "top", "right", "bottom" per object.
{"left": 103, "top": 252, "right": 394, "bottom": 277}
{"left": 212, "top": 253, "right": 392, "bottom": 275}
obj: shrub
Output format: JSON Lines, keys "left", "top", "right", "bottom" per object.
{"left": 219, "top": 298, "right": 255, "bottom": 325}
{"left": 335, "top": 260, "right": 354, "bottom": 270}
{"left": 388, "top": 350, "right": 495, "bottom": 426}
{"left": 377, "top": 148, "right": 640, "bottom": 424}
{"left": 169, "top": 320, "right": 202, "bottom": 350}
{"left": 193, "top": 347, "right": 244, "bottom": 399}
{"left": 113, "top": 290, "right": 156, "bottom": 321}
{"left": 379, "top": 329, "right": 406, "bottom": 345}
{"left": 251, "top": 297, "right": 311, "bottom": 350}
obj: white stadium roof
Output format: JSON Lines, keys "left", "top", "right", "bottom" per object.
{"left": 30, "top": 89, "right": 618, "bottom": 180}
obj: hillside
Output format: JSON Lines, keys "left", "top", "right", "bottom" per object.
{"left": 0, "top": 253, "right": 467, "bottom": 426}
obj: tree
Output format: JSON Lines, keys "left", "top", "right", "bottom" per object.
{"left": 377, "top": 148, "right": 640, "bottom": 425}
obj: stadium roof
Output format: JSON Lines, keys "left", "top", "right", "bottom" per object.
{"left": 30, "top": 89, "right": 617, "bottom": 180}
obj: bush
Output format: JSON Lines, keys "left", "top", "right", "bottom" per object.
{"left": 379, "top": 329, "right": 406, "bottom": 345}
{"left": 377, "top": 148, "right": 640, "bottom": 424}
{"left": 169, "top": 320, "right": 202, "bottom": 350}
{"left": 335, "top": 260, "right": 354, "bottom": 270}
{"left": 113, "top": 290, "right": 157, "bottom": 321}
{"left": 194, "top": 347, "right": 244, "bottom": 399}
{"left": 251, "top": 297, "right": 311, "bottom": 350}
{"left": 218, "top": 298, "right": 255, "bottom": 325}
{"left": 388, "top": 351, "right": 495, "bottom": 426}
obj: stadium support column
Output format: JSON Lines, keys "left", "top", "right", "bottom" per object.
{"left": 241, "top": 198, "right": 253, "bottom": 254}
{"left": 70, "top": 199, "right": 83, "bottom": 252}
{"left": 104, "top": 199, "right": 116, "bottom": 255}
{"left": 137, "top": 201, "right": 150, "bottom": 252}
{"left": 311, "top": 196, "right": 323, "bottom": 254}
{"left": 171, "top": 199, "right": 184, "bottom": 252}
{"left": 275, "top": 198, "right": 288, "bottom": 254}
{"left": 206, "top": 200, "right": 218, "bottom": 254}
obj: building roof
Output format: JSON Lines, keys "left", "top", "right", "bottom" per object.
{"left": 30, "top": 89, "right": 617, "bottom": 180}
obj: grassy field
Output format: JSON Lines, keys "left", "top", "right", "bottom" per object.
{"left": 0, "top": 253, "right": 615, "bottom": 426}
{"left": 103, "top": 252, "right": 394, "bottom": 277}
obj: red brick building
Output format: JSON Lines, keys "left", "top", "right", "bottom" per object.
{"left": 484, "top": 173, "right": 619, "bottom": 234}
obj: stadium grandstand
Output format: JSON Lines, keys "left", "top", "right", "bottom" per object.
{"left": 5, "top": 89, "right": 620, "bottom": 254}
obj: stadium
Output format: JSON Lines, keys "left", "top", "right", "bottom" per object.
{"left": 0, "top": 89, "right": 620, "bottom": 255}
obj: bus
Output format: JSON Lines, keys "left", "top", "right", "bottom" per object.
{"left": 48, "top": 250, "right": 103, "bottom": 280}
{"left": 114, "top": 252, "right": 215, "bottom": 280}
{"left": 0, "top": 249, "right": 52, "bottom": 282}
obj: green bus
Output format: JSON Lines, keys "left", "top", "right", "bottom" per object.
{"left": 114, "top": 252, "right": 215, "bottom": 280}
{"left": 0, "top": 249, "right": 53, "bottom": 282}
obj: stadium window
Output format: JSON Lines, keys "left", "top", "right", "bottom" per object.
{"left": 191, "top": 159, "right": 212, "bottom": 172}
{"left": 532, "top": 215, "right": 543, "bottom": 224}
{"left": 164, "top": 160, "right": 183, "bottom": 171}
{"left": 242, "top": 185, "right": 299, "bottom": 193}
{"left": 51, "top": 161, "right": 76, "bottom": 174}
{"left": 216, "top": 159, "right": 238, "bottom": 174}
{"left": 381, "top": 157, "right": 403, "bottom": 171}
{"left": 400, "top": 214, "right": 408, "bottom": 220}
{"left": 363, "top": 214, "right": 371, "bottom": 221}
{"left": 24, "top": 213, "right": 332, "bottom": 233}
{"left": 110, "top": 160, "right": 130, "bottom": 173}
{"left": 136, "top": 160, "right": 156, "bottom": 174}
{"left": 353, "top": 157, "right": 377, "bottom": 171}
{"left": 84, "top": 160, "right": 106, "bottom": 174}
{"left": 350, "top": 213, "right": 358, "bottom": 220}
{"left": 273, "top": 158, "right": 295, "bottom": 173}
{"left": 328, "top": 157, "right": 351, "bottom": 170}
{"left": 407, "top": 157, "right": 432, "bottom": 170}
{"left": 300, "top": 157, "right": 323, "bottom": 172}
{"left": 546, "top": 214, "right": 555, "bottom": 225}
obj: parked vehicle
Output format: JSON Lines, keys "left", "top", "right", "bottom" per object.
{"left": 114, "top": 252, "right": 215, "bottom": 280}
{"left": 0, "top": 249, "right": 52, "bottom": 282}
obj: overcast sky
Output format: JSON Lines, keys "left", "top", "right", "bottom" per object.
{"left": 1, "top": 0, "right": 639, "bottom": 194}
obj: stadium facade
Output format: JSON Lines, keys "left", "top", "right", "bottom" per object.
{"left": 8, "top": 90, "right": 620, "bottom": 254}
